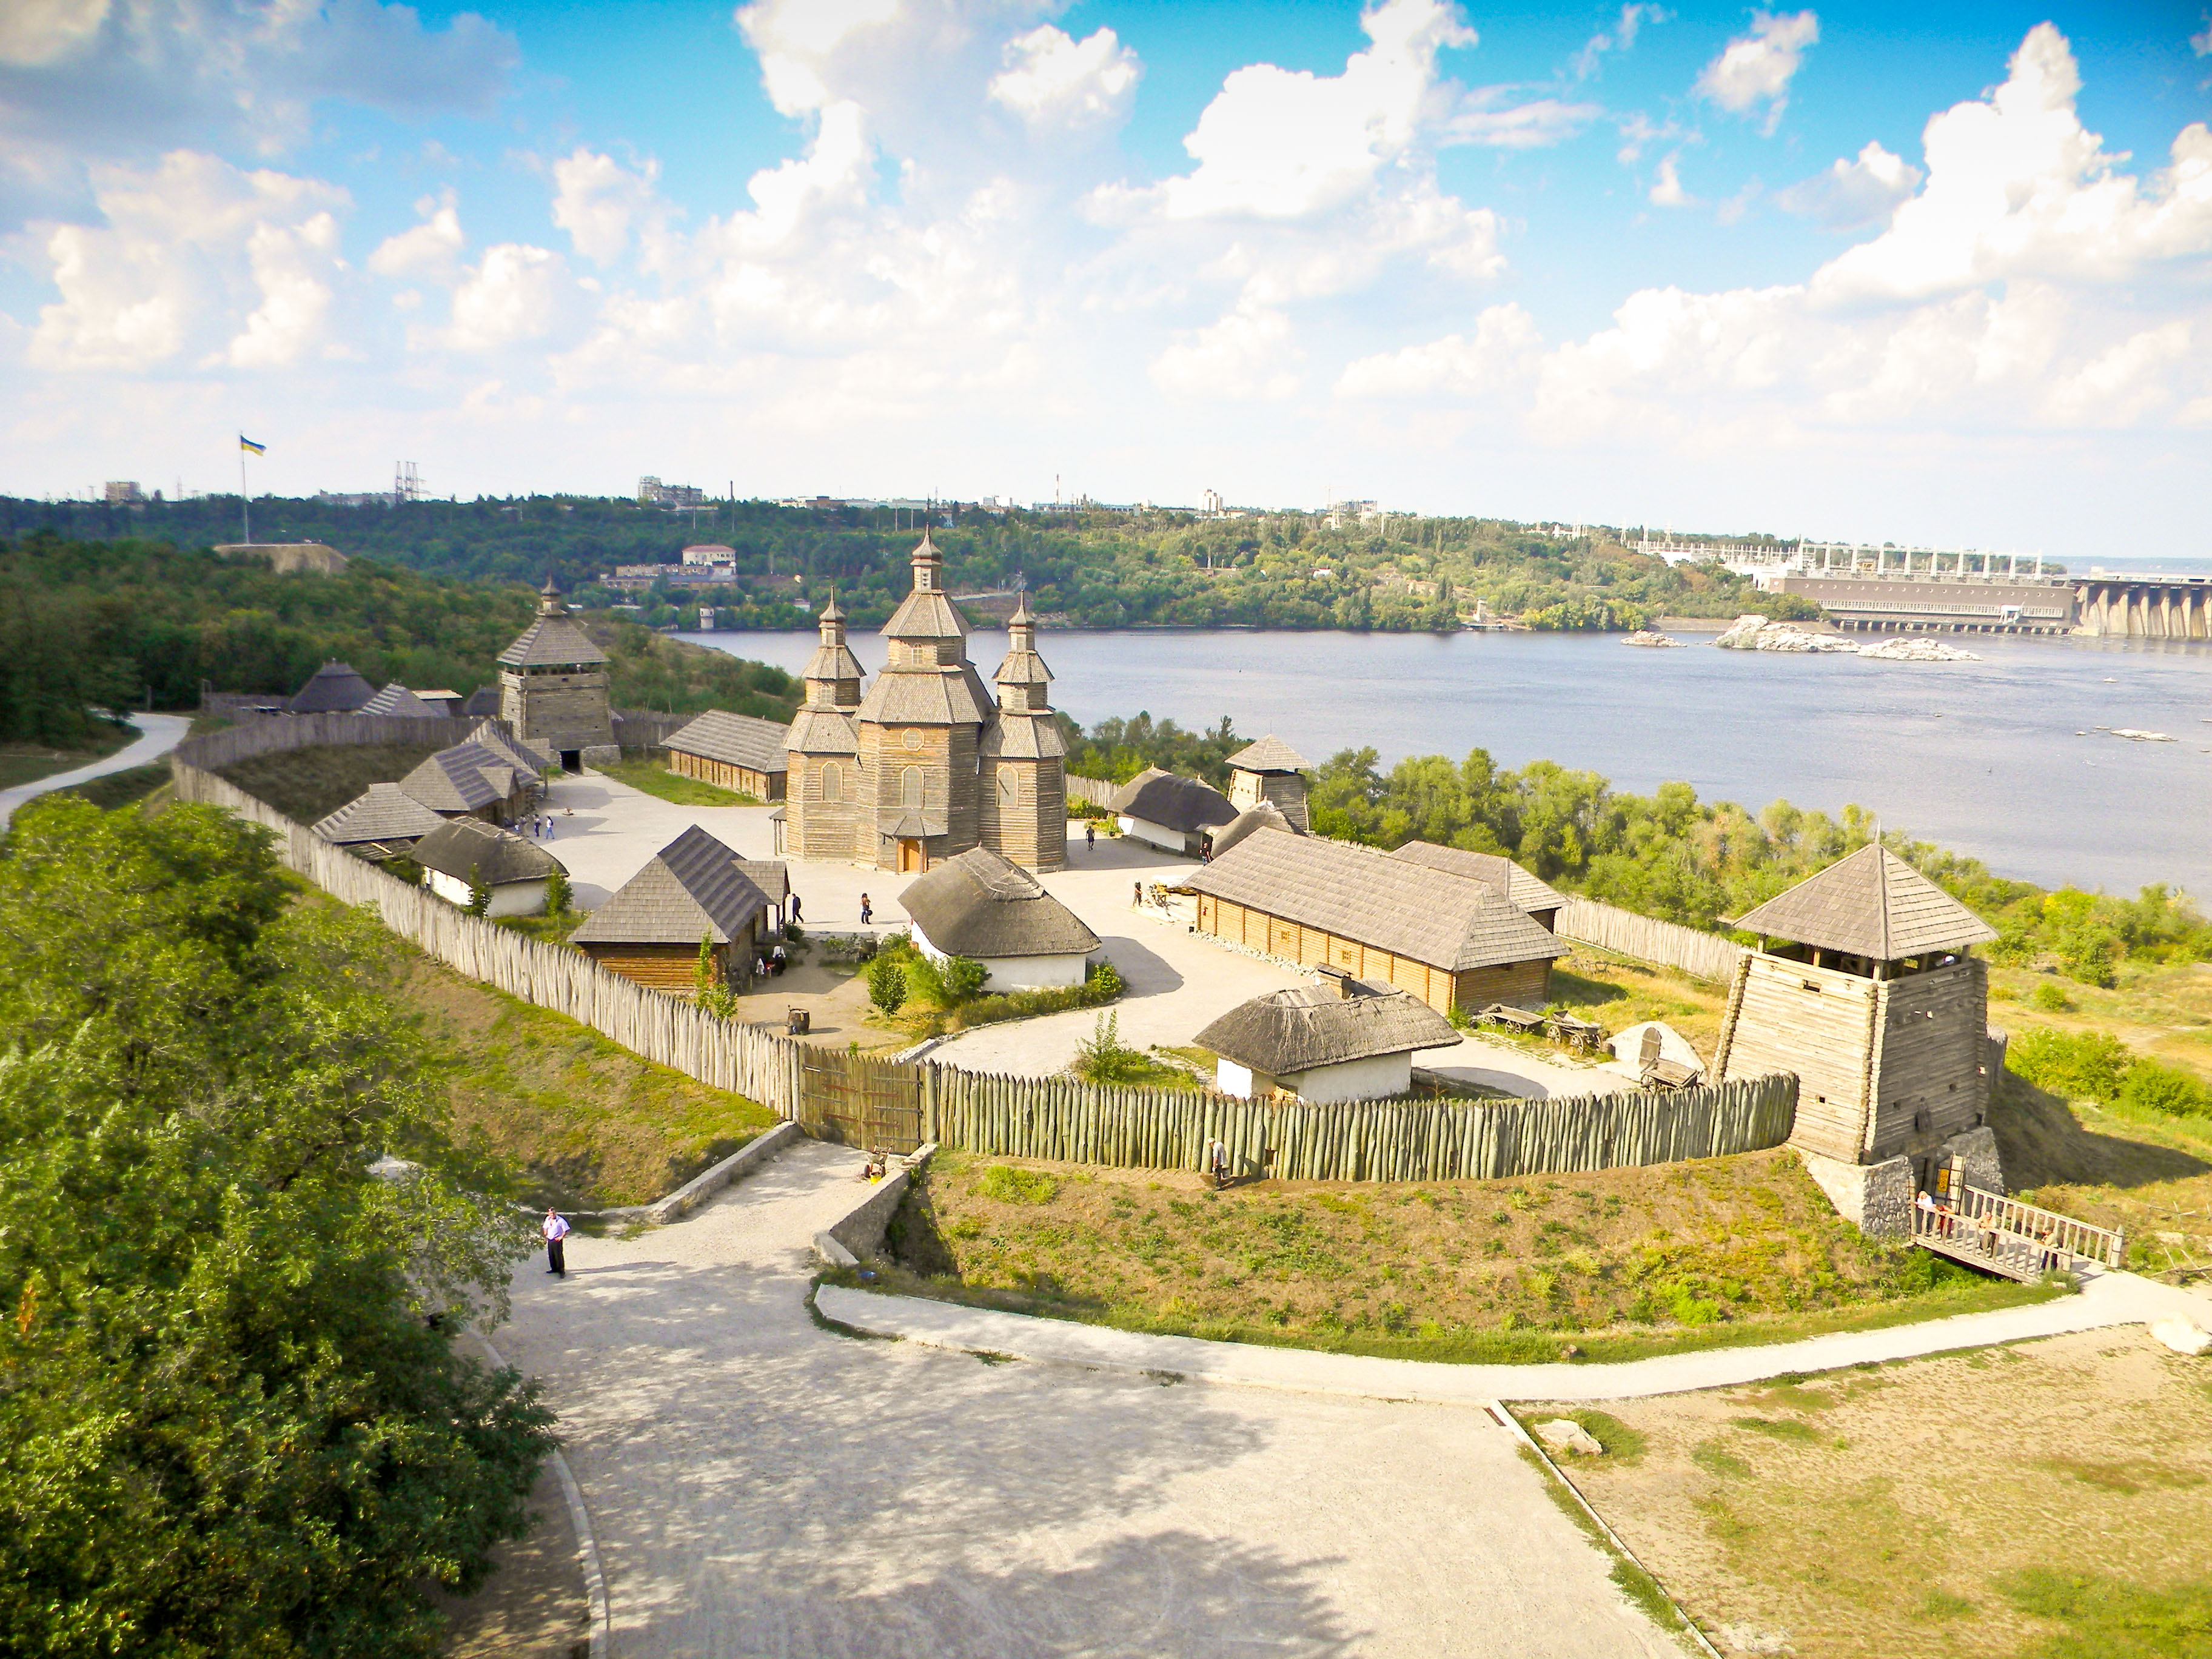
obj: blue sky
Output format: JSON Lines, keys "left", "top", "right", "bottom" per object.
{"left": 2, "top": 1, "right": 2209, "bottom": 556}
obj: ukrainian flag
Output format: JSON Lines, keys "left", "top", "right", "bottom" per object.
{"left": 239, "top": 434, "right": 266, "bottom": 455}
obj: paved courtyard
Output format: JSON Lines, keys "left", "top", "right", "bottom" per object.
{"left": 489, "top": 1138, "right": 1682, "bottom": 1658}
{"left": 540, "top": 770, "right": 1631, "bottom": 1096}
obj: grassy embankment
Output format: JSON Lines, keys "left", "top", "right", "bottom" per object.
{"left": 592, "top": 756, "right": 756, "bottom": 806}
{"left": 389, "top": 946, "right": 775, "bottom": 1210}
{"left": 217, "top": 742, "right": 448, "bottom": 824}
{"left": 1527, "top": 1329, "right": 2212, "bottom": 1659}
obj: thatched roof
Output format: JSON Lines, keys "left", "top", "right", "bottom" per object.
{"left": 1726, "top": 845, "right": 1998, "bottom": 959}
{"left": 358, "top": 682, "right": 440, "bottom": 719}
{"left": 665, "top": 709, "right": 791, "bottom": 774}
{"left": 287, "top": 660, "right": 377, "bottom": 714}
{"left": 571, "top": 825, "right": 768, "bottom": 947}
{"left": 1110, "top": 767, "right": 1236, "bottom": 833}
{"left": 1196, "top": 984, "right": 1457, "bottom": 1076}
{"left": 397, "top": 743, "right": 521, "bottom": 815}
{"left": 1187, "top": 829, "right": 1569, "bottom": 973}
{"left": 1227, "top": 735, "right": 1309, "bottom": 774}
{"left": 498, "top": 581, "right": 608, "bottom": 669}
{"left": 903, "top": 846, "right": 1101, "bottom": 959}
{"left": 412, "top": 817, "right": 563, "bottom": 886}
{"left": 1389, "top": 842, "right": 1568, "bottom": 915}
{"left": 313, "top": 782, "right": 446, "bottom": 846}
{"left": 1210, "top": 800, "right": 1298, "bottom": 857}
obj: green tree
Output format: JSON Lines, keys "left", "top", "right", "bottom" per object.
{"left": 544, "top": 863, "right": 572, "bottom": 916}
{"left": 866, "top": 951, "right": 908, "bottom": 1014}
{"left": 693, "top": 930, "right": 737, "bottom": 1017}
{"left": 1073, "top": 1012, "right": 1148, "bottom": 1084}
{"left": 465, "top": 861, "right": 492, "bottom": 916}
{"left": 0, "top": 797, "right": 552, "bottom": 1657}
{"left": 940, "top": 955, "right": 990, "bottom": 1003}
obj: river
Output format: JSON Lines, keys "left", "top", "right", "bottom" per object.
{"left": 672, "top": 626, "right": 2212, "bottom": 896}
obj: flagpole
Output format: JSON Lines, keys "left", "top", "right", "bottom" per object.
{"left": 240, "top": 442, "right": 250, "bottom": 543}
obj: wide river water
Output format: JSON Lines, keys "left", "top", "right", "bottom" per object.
{"left": 674, "top": 626, "right": 2212, "bottom": 896}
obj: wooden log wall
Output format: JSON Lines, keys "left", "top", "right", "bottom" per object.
{"left": 1555, "top": 897, "right": 1746, "bottom": 984}
{"left": 1866, "top": 957, "right": 1989, "bottom": 1158}
{"left": 176, "top": 711, "right": 483, "bottom": 773}
{"left": 1196, "top": 895, "right": 1456, "bottom": 1011}
{"left": 668, "top": 750, "right": 783, "bottom": 799}
{"left": 1719, "top": 954, "right": 1878, "bottom": 1161}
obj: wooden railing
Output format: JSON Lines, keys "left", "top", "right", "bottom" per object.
{"left": 1913, "top": 1186, "right": 2125, "bottom": 1277}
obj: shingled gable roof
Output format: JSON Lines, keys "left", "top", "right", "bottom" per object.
{"left": 571, "top": 825, "right": 768, "bottom": 947}
{"left": 1196, "top": 983, "right": 1458, "bottom": 1076}
{"left": 312, "top": 782, "right": 447, "bottom": 846}
{"left": 1226, "top": 735, "right": 1309, "bottom": 774}
{"left": 902, "top": 846, "right": 1101, "bottom": 960}
{"left": 1726, "top": 844, "right": 1999, "bottom": 960}
{"left": 665, "top": 709, "right": 792, "bottom": 775}
{"left": 1186, "top": 829, "right": 1570, "bottom": 973}
{"left": 497, "top": 580, "right": 608, "bottom": 669}
{"left": 287, "top": 660, "right": 377, "bottom": 713}
{"left": 1109, "top": 767, "right": 1237, "bottom": 833}
{"left": 411, "top": 817, "right": 563, "bottom": 886}
{"left": 1389, "top": 842, "right": 1568, "bottom": 916}
{"left": 464, "top": 720, "right": 556, "bottom": 775}
{"left": 1209, "top": 800, "right": 1298, "bottom": 857}
{"left": 397, "top": 743, "right": 520, "bottom": 815}
{"left": 358, "top": 682, "right": 438, "bottom": 719}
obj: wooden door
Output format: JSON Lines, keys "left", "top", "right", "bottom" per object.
{"left": 897, "top": 839, "right": 922, "bottom": 873}
{"left": 799, "top": 1050, "right": 923, "bottom": 1153}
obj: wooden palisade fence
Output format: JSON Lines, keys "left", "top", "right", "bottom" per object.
{"left": 1555, "top": 897, "right": 1748, "bottom": 985}
{"left": 172, "top": 731, "right": 1798, "bottom": 1188}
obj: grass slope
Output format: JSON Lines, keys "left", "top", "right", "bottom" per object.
{"left": 390, "top": 949, "right": 776, "bottom": 1208}
{"left": 591, "top": 757, "right": 756, "bottom": 806}
{"left": 218, "top": 742, "right": 446, "bottom": 824}
{"left": 0, "top": 722, "right": 133, "bottom": 789}
{"left": 874, "top": 1146, "right": 2051, "bottom": 1364}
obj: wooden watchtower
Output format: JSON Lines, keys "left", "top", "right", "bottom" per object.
{"left": 1712, "top": 846, "right": 2000, "bottom": 1220}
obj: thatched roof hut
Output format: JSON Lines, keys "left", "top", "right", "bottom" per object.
{"left": 411, "top": 817, "right": 562, "bottom": 887}
{"left": 903, "top": 846, "right": 1099, "bottom": 982}
{"left": 1198, "top": 983, "right": 1456, "bottom": 1076}
{"left": 287, "top": 660, "right": 377, "bottom": 714}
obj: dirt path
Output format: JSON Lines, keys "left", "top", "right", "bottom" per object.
{"left": 0, "top": 712, "right": 191, "bottom": 828}
{"left": 487, "top": 1137, "right": 1682, "bottom": 1658}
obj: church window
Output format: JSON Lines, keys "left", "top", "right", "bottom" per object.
{"left": 902, "top": 728, "right": 922, "bottom": 750}
{"left": 901, "top": 766, "right": 923, "bottom": 807}
{"left": 997, "top": 771, "right": 1016, "bottom": 804}
{"left": 822, "top": 763, "right": 842, "bottom": 803}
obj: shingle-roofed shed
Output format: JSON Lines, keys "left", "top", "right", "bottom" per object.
{"left": 665, "top": 709, "right": 791, "bottom": 799}
{"left": 1185, "top": 828, "right": 1567, "bottom": 1014}
{"left": 1389, "top": 842, "right": 1569, "bottom": 929}
{"left": 1197, "top": 981, "right": 1458, "bottom": 1104}
{"left": 397, "top": 742, "right": 529, "bottom": 822}
{"left": 412, "top": 818, "right": 565, "bottom": 917}
{"left": 571, "top": 825, "right": 771, "bottom": 994}
{"left": 313, "top": 782, "right": 446, "bottom": 851}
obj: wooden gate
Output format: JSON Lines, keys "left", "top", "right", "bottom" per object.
{"left": 799, "top": 1048, "right": 925, "bottom": 1153}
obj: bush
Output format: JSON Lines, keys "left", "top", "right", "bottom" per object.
{"left": 2120, "top": 1060, "right": 2212, "bottom": 1118}
{"left": 2008, "top": 1028, "right": 2133, "bottom": 1105}
{"left": 953, "top": 959, "right": 1127, "bottom": 1030}
{"left": 544, "top": 865, "right": 572, "bottom": 917}
{"left": 974, "top": 1165, "right": 1059, "bottom": 1204}
{"left": 2029, "top": 981, "right": 2071, "bottom": 1011}
{"left": 940, "top": 955, "right": 991, "bottom": 1003}
{"left": 464, "top": 863, "right": 491, "bottom": 916}
{"left": 866, "top": 953, "right": 908, "bottom": 1014}
{"left": 784, "top": 920, "right": 804, "bottom": 942}
{"left": 1087, "top": 958, "right": 1124, "bottom": 998}
{"left": 1073, "top": 1012, "right": 1150, "bottom": 1084}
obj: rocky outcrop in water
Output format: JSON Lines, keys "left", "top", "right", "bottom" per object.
{"left": 1712, "top": 614, "right": 1857, "bottom": 653}
{"left": 1856, "top": 637, "right": 1982, "bottom": 662}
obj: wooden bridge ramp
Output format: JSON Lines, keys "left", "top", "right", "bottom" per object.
{"left": 1912, "top": 1189, "right": 2125, "bottom": 1284}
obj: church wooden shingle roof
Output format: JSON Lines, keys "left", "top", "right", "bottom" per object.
{"left": 312, "top": 782, "right": 446, "bottom": 846}
{"left": 1109, "top": 767, "right": 1236, "bottom": 833}
{"left": 287, "top": 660, "right": 377, "bottom": 713}
{"left": 902, "top": 846, "right": 1100, "bottom": 959}
{"left": 1726, "top": 844, "right": 1999, "bottom": 960}
{"left": 1196, "top": 983, "right": 1458, "bottom": 1076}
{"left": 1226, "top": 735, "right": 1309, "bottom": 774}
{"left": 571, "top": 825, "right": 769, "bottom": 947}
{"left": 1187, "top": 829, "right": 1569, "bottom": 973}
{"left": 665, "top": 709, "right": 792, "bottom": 775}
{"left": 1389, "top": 842, "right": 1568, "bottom": 916}
{"left": 412, "top": 817, "right": 563, "bottom": 886}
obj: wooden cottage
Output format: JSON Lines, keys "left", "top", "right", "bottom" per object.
{"left": 1184, "top": 828, "right": 1569, "bottom": 1014}
{"left": 902, "top": 845, "right": 1101, "bottom": 991}
{"left": 571, "top": 825, "right": 773, "bottom": 994}
{"left": 1712, "top": 845, "right": 2000, "bottom": 1220}
{"left": 1225, "top": 735, "right": 1310, "bottom": 833}
{"left": 1388, "top": 842, "right": 1568, "bottom": 931}
{"left": 312, "top": 782, "right": 447, "bottom": 860}
{"left": 412, "top": 817, "right": 565, "bottom": 917}
{"left": 397, "top": 742, "right": 537, "bottom": 826}
{"left": 1111, "top": 767, "right": 1237, "bottom": 856}
{"left": 664, "top": 709, "right": 791, "bottom": 800}
{"left": 1196, "top": 979, "right": 1458, "bottom": 1104}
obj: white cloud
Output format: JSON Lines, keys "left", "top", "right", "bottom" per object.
{"left": 1694, "top": 9, "right": 1817, "bottom": 132}
{"left": 1812, "top": 24, "right": 2212, "bottom": 304}
{"left": 446, "top": 243, "right": 580, "bottom": 352}
{"left": 1650, "top": 155, "right": 1692, "bottom": 207}
{"left": 552, "top": 149, "right": 668, "bottom": 267}
{"left": 1151, "top": 300, "right": 1300, "bottom": 400}
{"left": 227, "top": 211, "right": 344, "bottom": 367}
{"left": 1572, "top": 4, "right": 1664, "bottom": 80}
{"left": 1335, "top": 303, "right": 1540, "bottom": 395}
{"left": 0, "top": 0, "right": 109, "bottom": 69}
{"left": 988, "top": 24, "right": 1139, "bottom": 131}
{"left": 1445, "top": 92, "right": 1602, "bottom": 150}
{"left": 2194, "top": 14, "right": 2211, "bottom": 56}
{"left": 1777, "top": 141, "right": 1922, "bottom": 231}
{"left": 368, "top": 190, "right": 463, "bottom": 280}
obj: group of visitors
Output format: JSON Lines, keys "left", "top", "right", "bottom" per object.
{"left": 518, "top": 808, "right": 557, "bottom": 839}
{"left": 1915, "top": 1187, "right": 2072, "bottom": 1274}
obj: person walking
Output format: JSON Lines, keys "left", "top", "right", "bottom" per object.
{"left": 789, "top": 892, "right": 802, "bottom": 926}
{"left": 1085, "top": 822, "right": 1096, "bottom": 851}
{"left": 541, "top": 1207, "right": 571, "bottom": 1278}
{"left": 859, "top": 893, "right": 873, "bottom": 927}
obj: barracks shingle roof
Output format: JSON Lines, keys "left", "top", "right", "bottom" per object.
{"left": 1186, "top": 829, "right": 1569, "bottom": 973}
{"left": 1388, "top": 842, "right": 1569, "bottom": 916}
{"left": 1726, "top": 845, "right": 1999, "bottom": 960}
{"left": 665, "top": 709, "right": 791, "bottom": 775}
{"left": 357, "top": 682, "right": 440, "bottom": 719}
{"left": 312, "top": 782, "right": 447, "bottom": 846}
{"left": 397, "top": 743, "right": 523, "bottom": 816}
{"left": 1208, "top": 800, "right": 1298, "bottom": 858}
{"left": 571, "top": 825, "right": 769, "bottom": 948}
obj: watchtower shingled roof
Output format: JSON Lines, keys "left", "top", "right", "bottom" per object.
{"left": 497, "top": 577, "right": 608, "bottom": 669}
{"left": 1726, "top": 845, "right": 1997, "bottom": 961}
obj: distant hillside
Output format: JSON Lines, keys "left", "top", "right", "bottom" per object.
{"left": 4, "top": 494, "right": 1776, "bottom": 635}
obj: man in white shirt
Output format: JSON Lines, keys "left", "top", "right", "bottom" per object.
{"left": 542, "top": 1207, "right": 571, "bottom": 1278}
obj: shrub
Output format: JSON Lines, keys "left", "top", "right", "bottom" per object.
{"left": 940, "top": 955, "right": 991, "bottom": 1003}
{"left": 692, "top": 931, "right": 737, "bottom": 1018}
{"left": 784, "top": 920, "right": 804, "bottom": 942}
{"left": 1073, "top": 1012, "right": 1150, "bottom": 1084}
{"left": 464, "top": 862, "right": 491, "bottom": 916}
{"left": 2029, "top": 981, "right": 2071, "bottom": 1011}
{"left": 903, "top": 950, "right": 948, "bottom": 1008}
{"left": 2008, "top": 1027, "right": 2133, "bottom": 1105}
{"left": 1087, "top": 958, "right": 1124, "bottom": 998}
{"left": 543, "top": 864, "right": 572, "bottom": 917}
{"left": 2120, "top": 1060, "right": 2212, "bottom": 1118}
{"left": 975, "top": 1165, "right": 1059, "bottom": 1204}
{"left": 866, "top": 953, "right": 908, "bottom": 1014}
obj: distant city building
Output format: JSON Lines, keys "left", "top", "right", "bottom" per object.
{"left": 317, "top": 489, "right": 395, "bottom": 509}
{"left": 682, "top": 543, "right": 737, "bottom": 565}
{"left": 637, "top": 475, "right": 706, "bottom": 508}
{"left": 104, "top": 480, "right": 144, "bottom": 504}
{"left": 603, "top": 563, "right": 737, "bottom": 590}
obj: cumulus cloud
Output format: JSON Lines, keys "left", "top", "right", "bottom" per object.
{"left": 1649, "top": 155, "right": 1692, "bottom": 207}
{"left": 552, "top": 149, "right": 670, "bottom": 267}
{"left": 1695, "top": 9, "right": 1817, "bottom": 133}
{"left": 368, "top": 190, "right": 463, "bottom": 280}
{"left": 446, "top": 243, "right": 581, "bottom": 353}
{"left": 1151, "top": 300, "right": 1300, "bottom": 400}
{"left": 1572, "top": 4, "right": 1664, "bottom": 80}
{"left": 1335, "top": 303, "right": 1540, "bottom": 395}
{"left": 1777, "top": 141, "right": 1922, "bottom": 231}
{"left": 0, "top": 0, "right": 517, "bottom": 228}
{"left": 988, "top": 24, "right": 1139, "bottom": 131}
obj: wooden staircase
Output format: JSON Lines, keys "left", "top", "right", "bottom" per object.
{"left": 1912, "top": 1187, "right": 2125, "bottom": 1284}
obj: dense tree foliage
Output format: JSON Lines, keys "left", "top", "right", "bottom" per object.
{"left": 0, "top": 799, "right": 554, "bottom": 1656}
{"left": 8, "top": 493, "right": 1800, "bottom": 635}
{"left": 0, "top": 533, "right": 797, "bottom": 744}
{"left": 1059, "top": 712, "right": 1247, "bottom": 789}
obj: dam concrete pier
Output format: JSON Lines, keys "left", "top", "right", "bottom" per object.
{"left": 2071, "top": 574, "right": 2212, "bottom": 639}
